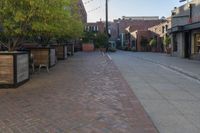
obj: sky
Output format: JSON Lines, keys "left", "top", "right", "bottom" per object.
{"left": 83, "top": 0, "right": 187, "bottom": 22}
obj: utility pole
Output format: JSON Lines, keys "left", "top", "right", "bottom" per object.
{"left": 105, "top": 0, "right": 109, "bottom": 52}
{"left": 105, "top": 0, "right": 108, "bottom": 36}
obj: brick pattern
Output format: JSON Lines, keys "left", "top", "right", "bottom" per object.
{"left": 0, "top": 52, "right": 158, "bottom": 133}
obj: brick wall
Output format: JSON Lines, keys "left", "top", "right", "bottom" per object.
{"left": 77, "top": 0, "right": 87, "bottom": 23}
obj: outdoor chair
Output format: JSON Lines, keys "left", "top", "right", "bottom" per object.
{"left": 39, "top": 64, "right": 49, "bottom": 73}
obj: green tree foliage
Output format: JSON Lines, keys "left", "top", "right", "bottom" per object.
{"left": 149, "top": 38, "right": 157, "bottom": 47}
{"left": 163, "top": 35, "right": 171, "bottom": 47}
{"left": 82, "top": 32, "right": 95, "bottom": 43}
{"left": 95, "top": 33, "right": 109, "bottom": 48}
{"left": 0, "top": 0, "right": 83, "bottom": 50}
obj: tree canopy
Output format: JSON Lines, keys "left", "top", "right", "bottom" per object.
{"left": 0, "top": 0, "right": 83, "bottom": 50}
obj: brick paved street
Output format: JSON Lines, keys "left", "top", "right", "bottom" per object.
{"left": 0, "top": 52, "right": 158, "bottom": 133}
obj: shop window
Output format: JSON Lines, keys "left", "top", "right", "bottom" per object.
{"left": 194, "top": 33, "right": 200, "bottom": 53}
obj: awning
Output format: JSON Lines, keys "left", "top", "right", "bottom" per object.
{"left": 168, "top": 21, "right": 200, "bottom": 33}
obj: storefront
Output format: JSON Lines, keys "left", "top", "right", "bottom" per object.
{"left": 192, "top": 30, "right": 200, "bottom": 59}
{"left": 170, "top": 21, "right": 200, "bottom": 60}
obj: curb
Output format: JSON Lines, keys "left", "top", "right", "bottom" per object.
{"left": 135, "top": 56, "right": 200, "bottom": 82}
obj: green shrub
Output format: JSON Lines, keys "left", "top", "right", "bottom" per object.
{"left": 95, "top": 33, "right": 108, "bottom": 48}
{"left": 163, "top": 35, "right": 171, "bottom": 47}
{"left": 149, "top": 38, "right": 157, "bottom": 47}
{"left": 82, "top": 32, "right": 95, "bottom": 43}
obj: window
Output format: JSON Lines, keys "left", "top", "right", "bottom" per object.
{"left": 89, "top": 26, "right": 92, "bottom": 31}
{"left": 165, "top": 25, "right": 168, "bottom": 31}
{"left": 194, "top": 33, "right": 200, "bottom": 53}
{"left": 162, "top": 26, "right": 165, "bottom": 33}
{"left": 96, "top": 26, "right": 99, "bottom": 31}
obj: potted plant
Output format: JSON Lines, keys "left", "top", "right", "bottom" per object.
{"left": 51, "top": 37, "right": 68, "bottom": 60}
{"left": 95, "top": 33, "right": 109, "bottom": 52}
{"left": 149, "top": 38, "right": 157, "bottom": 52}
{"left": 82, "top": 32, "right": 95, "bottom": 52}
{"left": 163, "top": 35, "right": 171, "bottom": 54}
{"left": 0, "top": 0, "right": 83, "bottom": 87}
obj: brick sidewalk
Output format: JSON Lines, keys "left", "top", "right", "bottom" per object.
{"left": 0, "top": 52, "right": 158, "bottom": 133}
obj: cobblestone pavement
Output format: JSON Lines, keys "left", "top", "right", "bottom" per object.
{"left": 0, "top": 52, "right": 158, "bottom": 133}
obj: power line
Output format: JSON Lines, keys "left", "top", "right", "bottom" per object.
{"left": 83, "top": 0, "right": 95, "bottom": 5}
{"left": 87, "top": 6, "right": 101, "bottom": 13}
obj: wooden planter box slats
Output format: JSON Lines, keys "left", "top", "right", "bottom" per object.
{"left": 51, "top": 44, "right": 67, "bottom": 60}
{"left": 0, "top": 52, "right": 29, "bottom": 88}
{"left": 29, "top": 48, "right": 56, "bottom": 68}
{"left": 50, "top": 49, "right": 56, "bottom": 66}
{"left": 67, "top": 43, "right": 74, "bottom": 56}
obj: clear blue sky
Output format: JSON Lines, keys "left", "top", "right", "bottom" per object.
{"left": 83, "top": 0, "right": 186, "bottom": 22}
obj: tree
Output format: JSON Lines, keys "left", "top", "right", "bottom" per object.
{"left": 95, "top": 33, "right": 109, "bottom": 48}
{"left": 163, "top": 35, "right": 171, "bottom": 48}
{"left": 0, "top": 0, "right": 83, "bottom": 50}
{"left": 149, "top": 38, "right": 157, "bottom": 47}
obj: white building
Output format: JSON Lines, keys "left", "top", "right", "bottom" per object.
{"left": 169, "top": 0, "right": 200, "bottom": 60}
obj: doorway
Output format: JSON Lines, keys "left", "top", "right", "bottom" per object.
{"left": 184, "top": 32, "right": 191, "bottom": 58}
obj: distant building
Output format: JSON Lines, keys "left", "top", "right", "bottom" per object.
{"left": 85, "top": 21, "right": 104, "bottom": 33}
{"left": 112, "top": 16, "right": 165, "bottom": 51}
{"left": 77, "top": 0, "right": 87, "bottom": 23}
{"left": 122, "top": 16, "right": 159, "bottom": 21}
{"left": 130, "top": 30, "right": 153, "bottom": 51}
{"left": 169, "top": 0, "right": 200, "bottom": 60}
{"left": 148, "top": 17, "right": 171, "bottom": 52}
{"left": 74, "top": 0, "right": 87, "bottom": 51}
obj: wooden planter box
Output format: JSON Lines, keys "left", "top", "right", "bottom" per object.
{"left": 0, "top": 51, "right": 30, "bottom": 88}
{"left": 67, "top": 43, "right": 74, "bottom": 56}
{"left": 165, "top": 48, "right": 171, "bottom": 54}
{"left": 82, "top": 43, "right": 94, "bottom": 52}
{"left": 29, "top": 48, "right": 56, "bottom": 68}
{"left": 100, "top": 48, "right": 106, "bottom": 52}
{"left": 51, "top": 44, "right": 67, "bottom": 60}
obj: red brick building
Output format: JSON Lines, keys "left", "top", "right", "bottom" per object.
{"left": 113, "top": 16, "right": 165, "bottom": 51}
{"left": 85, "top": 21, "right": 104, "bottom": 33}
{"left": 77, "top": 0, "right": 87, "bottom": 23}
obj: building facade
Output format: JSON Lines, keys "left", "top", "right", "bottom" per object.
{"left": 85, "top": 21, "right": 104, "bottom": 33}
{"left": 114, "top": 16, "right": 165, "bottom": 51}
{"left": 77, "top": 0, "right": 87, "bottom": 23}
{"left": 148, "top": 17, "right": 171, "bottom": 52}
{"left": 169, "top": 0, "right": 200, "bottom": 60}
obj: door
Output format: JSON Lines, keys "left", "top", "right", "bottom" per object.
{"left": 184, "top": 32, "right": 191, "bottom": 58}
